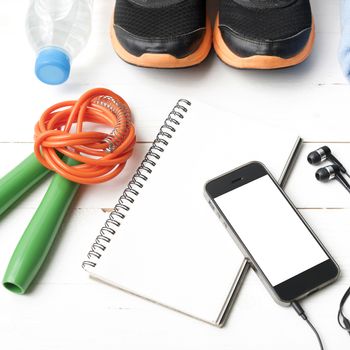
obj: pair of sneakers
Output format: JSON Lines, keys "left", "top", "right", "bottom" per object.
{"left": 111, "top": 0, "right": 314, "bottom": 70}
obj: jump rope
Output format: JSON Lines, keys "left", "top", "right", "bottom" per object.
{"left": 34, "top": 87, "right": 135, "bottom": 184}
{"left": 0, "top": 88, "right": 135, "bottom": 293}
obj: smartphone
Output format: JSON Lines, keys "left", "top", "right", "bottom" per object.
{"left": 204, "top": 161, "right": 339, "bottom": 305}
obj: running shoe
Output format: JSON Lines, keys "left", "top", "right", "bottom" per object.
{"left": 111, "top": 0, "right": 212, "bottom": 68}
{"left": 214, "top": 0, "right": 315, "bottom": 69}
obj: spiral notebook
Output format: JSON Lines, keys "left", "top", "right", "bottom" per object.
{"left": 83, "top": 100, "right": 301, "bottom": 326}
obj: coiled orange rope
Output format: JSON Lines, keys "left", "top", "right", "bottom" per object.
{"left": 34, "top": 88, "right": 136, "bottom": 185}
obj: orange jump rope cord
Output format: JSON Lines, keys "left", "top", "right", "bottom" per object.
{"left": 34, "top": 88, "right": 136, "bottom": 185}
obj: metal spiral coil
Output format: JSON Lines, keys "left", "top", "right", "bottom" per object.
{"left": 82, "top": 99, "right": 191, "bottom": 269}
{"left": 92, "top": 95, "right": 132, "bottom": 152}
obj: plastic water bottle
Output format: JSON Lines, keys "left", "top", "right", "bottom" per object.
{"left": 26, "top": 0, "right": 93, "bottom": 85}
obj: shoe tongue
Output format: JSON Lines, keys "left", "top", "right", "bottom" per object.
{"left": 234, "top": 0, "right": 296, "bottom": 9}
{"left": 129, "top": 0, "right": 185, "bottom": 8}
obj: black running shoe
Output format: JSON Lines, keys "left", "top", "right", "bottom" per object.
{"left": 111, "top": 0, "right": 212, "bottom": 68}
{"left": 214, "top": 0, "right": 314, "bottom": 69}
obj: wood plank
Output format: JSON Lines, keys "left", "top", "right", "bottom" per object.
{"left": 0, "top": 1, "right": 347, "bottom": 143}
{"left": 2, "top": 142, "right": 350, "bottom": 210}
{"left": 0, "top": 208, "right": 348, "bottom": 349}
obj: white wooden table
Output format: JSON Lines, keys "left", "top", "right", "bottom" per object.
{"left": 1, "top": 0, "right": 350, "bottom": 348}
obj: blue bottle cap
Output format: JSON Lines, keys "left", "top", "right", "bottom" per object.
{"left": 35, "top": 47, "right": 71, "bottom": 85}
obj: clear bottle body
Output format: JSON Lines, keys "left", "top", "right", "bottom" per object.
{"left": 26, "top": 0, "right": 93, "bottom": 84}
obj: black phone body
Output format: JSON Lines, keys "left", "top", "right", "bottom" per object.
{"left": 204, "top": 161, "right": 339, "bottom": 305}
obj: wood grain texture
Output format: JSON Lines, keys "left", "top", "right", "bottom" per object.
{"left": 1, "top": 0, "right": 350, "bottom": 349}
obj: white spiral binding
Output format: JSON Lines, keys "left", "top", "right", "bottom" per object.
{"left": 82, "top": 99, "right": 191, "bottom": 269}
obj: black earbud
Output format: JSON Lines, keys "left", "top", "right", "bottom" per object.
{"left": 307, "top": 146, "right": 347, "bottom": 174}
{"left": 316, "top": 165, "right": 350, "bottom": 193}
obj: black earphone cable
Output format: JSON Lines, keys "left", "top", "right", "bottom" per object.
{"left": 338, "top": 286, "right": 350, "bottom": 335}
{"left": 307, "top": 145, "right": 350, "bottom": 337}
{"left": 292, "top": 301, "right": 324, "bottom": 350}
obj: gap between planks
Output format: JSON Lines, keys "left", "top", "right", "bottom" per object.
{"left": 100, "top": 207, "right": 349, "bottom": 213}
{"left": 2, "top": 141, "right": 350, "bottom": 145}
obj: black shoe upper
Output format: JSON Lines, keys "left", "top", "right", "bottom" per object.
{"left": 114, "top": 0, "right": 206, "bottom": 58}
{"left": 218, "top": 0, "right": 312, "bottom": 59}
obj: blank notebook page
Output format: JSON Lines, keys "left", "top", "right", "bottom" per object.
{"left": 88, "top": 101, "right": 298, "bottom": 325}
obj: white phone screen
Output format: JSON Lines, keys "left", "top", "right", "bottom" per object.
{"left": 214, "top": 175, "right": 328, "bottom": 287}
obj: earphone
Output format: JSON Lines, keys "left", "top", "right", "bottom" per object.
{"left": 307, "top": 146, "right": 350, "bottom": 192}
{"left": 307, "top": 146, "right": 348, "bottom": 174}
{"left": 307, "top": 145, "right": 350, "bottom": 336}
{"left": 315, "top": 164, "right": 350, "bottom": 193}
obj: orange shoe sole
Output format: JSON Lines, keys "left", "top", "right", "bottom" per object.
{"left": 213, "top": 15, "right": 315, "bottom": 70}
{"left": 110, "top": 17, "right": 212, "bottom": 69}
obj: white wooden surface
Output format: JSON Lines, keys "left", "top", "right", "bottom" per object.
{"left": 1, "top": 0, "right": 350, "bottom": 349}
